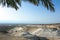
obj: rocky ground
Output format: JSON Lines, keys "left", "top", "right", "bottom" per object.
{"left": 0, "top": 24, "right": 60, "bottom": 40}
{"left": 0, "top": 30, "right": 60, "bottom": 40}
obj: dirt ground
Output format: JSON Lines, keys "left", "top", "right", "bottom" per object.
{"left": 0, "top": 31, "right": 60, "bottom": 40}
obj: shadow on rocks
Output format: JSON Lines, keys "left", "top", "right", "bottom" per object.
{"left": 22, "top": 32, "right": 49, "bottom": 40}
{"left": 0, "top": 31, "right": 8, "bottom": 34}
{"left": 33, "top": 36, "right": 49, "bottom": 40}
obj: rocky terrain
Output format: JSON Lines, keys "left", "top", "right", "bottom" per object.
{"left": 0, "top": 24, "right": 60, "bottom": 40}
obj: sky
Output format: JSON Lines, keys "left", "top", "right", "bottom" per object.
{"left": 0, "top": 0, "right": 60, "bottom": 24}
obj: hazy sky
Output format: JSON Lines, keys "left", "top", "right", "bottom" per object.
{"left": 0, "top": 0, "right": 60, "bottom": 24}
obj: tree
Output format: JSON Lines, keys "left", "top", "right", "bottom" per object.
{"left": 0, "top": 0, "right": 55, "bottom": 12}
